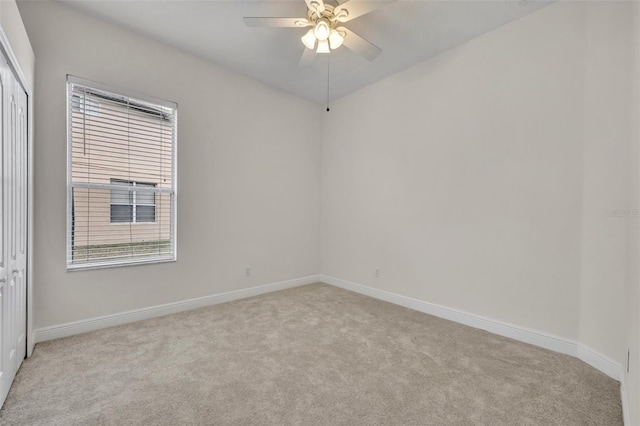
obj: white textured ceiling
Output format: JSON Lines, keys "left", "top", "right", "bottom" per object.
{"left": 57, "top": 0, "right": 551, "bottom": 104}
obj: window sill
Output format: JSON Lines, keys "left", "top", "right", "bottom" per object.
{"left": 67, "top": 255, "right": 176, "bottom": 272}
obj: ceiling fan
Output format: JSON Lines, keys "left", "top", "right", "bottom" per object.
{"left": 244, "top": 0, "right": 395, "bottom": 66}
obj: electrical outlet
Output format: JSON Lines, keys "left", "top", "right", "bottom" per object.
{"left": 375, "top": 268, "right": 380, "bottom": 278}
{"left": 245, "top": 267, "right": 251, "bottom": 277}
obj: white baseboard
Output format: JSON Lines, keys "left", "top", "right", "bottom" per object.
{"left": 33, "top": 275, "right": 322, "bottom": 344}
{"left": 320, "top": 275, "right": 623, "bottom": 382}
{"left": 575, "top": 344, "right": 622, "bottom": 382}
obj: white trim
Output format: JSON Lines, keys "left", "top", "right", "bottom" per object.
{"left": 66, "top": 257, "right": 176, "bottom": 272}
{"left": 576, "top": 344, "right": 622, "bottom": 382}
{"left": 0, "top": 29, "right": 31, "bottom": 94}
{"left": 621, "top": 370, "right": 630, "bottom": 426}
{"left": 0, "top": 27, "right": 34, "bottom": 358}
{"left": 33, "top": 275, "right": 322, "bottom": 343}
{"left": 26, "top": 88, "right": 33, "bottom": 358}
{"left": 320, "top": 275, "right": 623, "bottom": 382}
{"left": 67, "top": 75, "right": 175, "bottom": 109}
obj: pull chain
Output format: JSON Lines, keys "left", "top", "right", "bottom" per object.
{"left": 326, "top": 56, "right": 330, "bottom": 112}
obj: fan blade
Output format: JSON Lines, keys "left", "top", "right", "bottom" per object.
{"left": 339, "top": 27, "right": 381, "bottom": 61}
{"left": 334, "top": 0, "right": 395, "bottom": 22}
{"left": 243, "top": 17, "right": 310, "bottom": 28}
{"left": 298, "top": 48, "right": 317, "bottom": 67}
{"left": 305, "top": 0, "right": 325, "bottom": 13}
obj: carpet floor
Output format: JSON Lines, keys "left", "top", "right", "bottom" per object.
{"left": 0, "top": 283, "right": 622, "bottom": 425}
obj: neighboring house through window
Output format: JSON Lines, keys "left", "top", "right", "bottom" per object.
{"left": 67, "top": 76, "right": 177, "bottom": 269}
{"left": 110, "top": 180, "right": 157, "bottom": 224}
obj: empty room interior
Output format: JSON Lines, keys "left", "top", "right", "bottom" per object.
{"left": 0, "top": 0, "right": 637, "bottom": 424}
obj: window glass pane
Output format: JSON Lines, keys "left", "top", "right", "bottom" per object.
{"left": 136, "top": 187, "right": 155, "bottom": 206}
{"left": 110, "top": 204, "right": 133, "bottom": 223}
{"left": 136, "top": 206, "right": 156, "bottom": 223}
{"left": 110, "top": 183, "right": 132, "bottom": 205}
{"left": 136, "top": 193, "right": 155, "bottom": 206}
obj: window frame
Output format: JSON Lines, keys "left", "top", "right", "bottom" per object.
{"left": 66, "top": 75, "right": 178, "bottom": 271}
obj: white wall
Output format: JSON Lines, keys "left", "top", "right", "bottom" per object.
{"left": 322, "top": 2, "right": 585, "bottom": 341}
{"left": 626, "top": 2, "right": 640, "bottom": 421}
{"left": 577, "top": 3, "right": 640, "bottom": 420}
{"left": 322, "top": 6, "right": 639, "bottom": 421}
{"left": 17, "top": 0, "right": 322, "bottom": 328}
{"left": 579, "top": 0, "right": 633, "bottom": 381}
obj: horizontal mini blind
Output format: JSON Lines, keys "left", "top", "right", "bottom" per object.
{"left": 67, "top": 76, "right": 177, "bottom": 269}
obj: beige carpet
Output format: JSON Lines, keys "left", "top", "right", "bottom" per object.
{"left": 0, "top": 283, "right": 622, "bottom": 425}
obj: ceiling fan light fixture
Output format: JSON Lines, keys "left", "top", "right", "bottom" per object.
{"left": 328, "top": 29, "right": 344, "bottom": 49}
{"left": 301, "top": 29, "right": 317, "bottom": 50}
{"left": 244, "top": 0, "right": 391, "bottom": 63}
{"left": 314, "top": 19, "right": 330, "bottom": 41}
{"left": 316, "top": 39, "right": 330, "bottom": 54}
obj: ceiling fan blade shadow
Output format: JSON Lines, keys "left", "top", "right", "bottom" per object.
{"left": 339, "top": 27, "right": 382, "bottom": 61}
{"left": 305, "top": 0, "right": 325, "bottom": 13}
{"left": 243, "top": 17, "right": 310, "bottom": 28}
{"left": 334, "top": 0, "right": 396, "bottom": 22}
{"left": 298, "top": 48, "right": 317, "bottom": 67}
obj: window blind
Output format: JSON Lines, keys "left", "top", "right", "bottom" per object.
{"left": 67, "top": 76, "right": 177, "bottom": 269}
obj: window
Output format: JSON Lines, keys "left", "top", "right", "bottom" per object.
{"left": 110, "top": 180, "right": 156, "bottom": 224}
{"left": 67, "top": 76, "right": 177, "bottom": 269}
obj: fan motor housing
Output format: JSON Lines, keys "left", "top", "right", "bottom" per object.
{"left": 307, "top": 3, "right": 337, "bottom": 26}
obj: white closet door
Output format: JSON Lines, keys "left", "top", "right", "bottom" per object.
{"left": 0, "top": 52, "right": 28, "bottom": 406}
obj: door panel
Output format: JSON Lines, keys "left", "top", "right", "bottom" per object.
{"left": 0, "top": 52, "right": 28, "bottom": 406}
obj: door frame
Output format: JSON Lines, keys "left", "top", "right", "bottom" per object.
{"left": 0, "top": 27, "right": 33, "bottom": 357}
